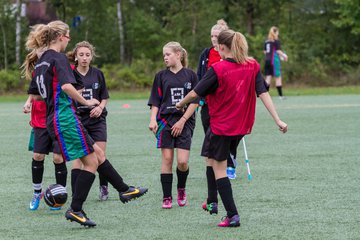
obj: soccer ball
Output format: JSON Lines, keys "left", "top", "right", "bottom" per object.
{"left": 44, "top": 184, "right": 68, "bottom": 208}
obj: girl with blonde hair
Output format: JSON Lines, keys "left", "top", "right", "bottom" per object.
{"left": 23, "top": 20, "right": 147, "bottom": 227}
{"left": 148, "top": 41, "right": 198, "bottom": 209}
{"left": 177, "top": 29, "right": 288, "bottom": 227}
{"left": 264, "top": 26, "right": 288, "bottom": 99}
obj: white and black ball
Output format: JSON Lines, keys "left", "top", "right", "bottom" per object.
{"left": 44, "top": 184, "right": 68, "bottom": 208}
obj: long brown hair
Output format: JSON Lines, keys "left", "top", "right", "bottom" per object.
{"left": 217, "top": 29, "right": 253, "bottom": 64}
{"left": 21, "top": 21, "right": 69, "bottom": 80}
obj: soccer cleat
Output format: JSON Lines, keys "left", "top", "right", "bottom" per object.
{"left": 177, "top": 188, "right": 187, "bottom": 207}
{"left": 279, "top": 96, "right": 286, "bottom": 100}
{"left": 49, "top": 206, "right": 62, "bottom": 211}
{"left": 217, "top": 215, "right": 241, "bottom": 227}
{"left": 162, "top": 197, "right": 172, "bottom": 209}
{"left": 65, "top": 208, "right": 96, "bottom": 227}
{"left": 227, "top": 167, "right": 236, "bottom": 180}
{"left": 99, "top": 185, "right": 109, "bottom": 201}
{"left": 119, "top": 186, "right": 148, "bottom": 203}
{"left": 202, "top": 202, "right": 218, "bottom": 215}
{"left": 29, "top": 192, "right": 42, "bottom": 211}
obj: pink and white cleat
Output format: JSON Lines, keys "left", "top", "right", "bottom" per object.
{"left": 162, "top": 197, "right": 172, "bottom": 209}
{"left": 177, "top": 188, "right": 187, "bottom": 207}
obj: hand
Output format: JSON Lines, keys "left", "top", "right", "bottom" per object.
{"left": 90, "top": 106, "right": 103, "bottom": 118}
{"left": 149, "top": 120, "right": 158, "bottom": 134}
{"left": 86, "top": 99, "right": 100, "bottom": 107}
{"left": 23, "top": 102, "right": 31, "bottom": 114}
{"left": 171, "top": 117, "right": 186, "bottom": 137}
{"left": 277, "top": 120, "right": 288, "bottom": 133}
{"left": 175, "top": 102, "right": 184, "bottom": 111}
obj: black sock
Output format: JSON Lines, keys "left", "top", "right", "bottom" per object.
{"left": 97, "top": 159, "right": 128, "bottom": 192}
{"left": 99, "top": 173, "right": 108, "bottom": 187}
{"left": 71, "top": 170, "right": 95, "bottom": 212}
{"left": 276, "top": 86, "right": 283, "bottom": 97}
{"left": 217, "top": 177, "right": 238, "bottom": 217}
{"left": 54, "top": 162, "right": 67, "bottom": 187}
{"left": 32, "top": 159, "right": 44, "bottom": 193}
{"left": 71, "top": 169, "right": 82, "bottom": 196}
{"left": 160, "top": 173, "right": 173, "bottom": 199}
{"left": 176, "top": 167, "right": 189, "bottom": 189}
{"left": 206, "top": 166, "right": 217, "bottom": 203}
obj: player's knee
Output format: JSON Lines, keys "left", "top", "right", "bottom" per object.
{"left": 52, "top": 153, "right": 63, "bottom": 164}
{"left": 177, "top": 161, "right": 188, "bottom": 171}
{"left": 33, "top": 153, "right": 45, "bottom": 161}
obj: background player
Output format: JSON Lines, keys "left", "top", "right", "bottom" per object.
{"left": 197, "top": 19, "right": 239, "bottom": 180}
{"left": 263, "top": 26, "right": 288, "bottom": 99}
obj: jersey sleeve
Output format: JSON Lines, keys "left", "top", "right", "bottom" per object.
{"left": 255, "top": 70, "right": 268, "bottom": 96}
{"left": 27, "top": 75, "right": 40, "bottom": 95}
{"left": 55, "top": 54, "right": 77, "bottom": 86}
{"left": 275, "top": 40, "right": 281, "bottom": 50}
{"left": 98, "top": 70, "right": 110, "bottom": 100}
{"left": 194, "top": 67, "right": 218, "bottom": 97}
{"left": 189, "top": 70, "right": 200, "bottom": 104}
{"left": 147, "top": 72, "right": 162, "bottom": 108}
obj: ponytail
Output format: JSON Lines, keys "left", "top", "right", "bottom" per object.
{"left": 21, "top": 20, "right": 69, "bottom": 80}
{"left": 218, "top": 30, "right": 253, "bottom": 64}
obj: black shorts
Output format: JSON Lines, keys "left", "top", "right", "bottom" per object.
{"left": 156, "top": 123, "right": 194, "bottom": 150}
{"left": 201, "top": 128, "right": 243, "bottom": 161}
{"left": 33, "top": 128, "right": 61, "bottom": 154}
{"left": 264, "top": 60, "right": 274, "bottom": 76}
{"left": 80, "top": 116, "right": 107, "bottom": 142}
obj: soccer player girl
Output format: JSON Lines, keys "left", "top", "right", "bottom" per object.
{"left": 176, "top": 29, "right": 288, "bottom": 227}
{"left": 148, "top": 42, "right": 198, "bottom": 209}
{"left": 67, "top": 41, "right": 111, "bottom": 201}
{"left": 23, "top": 92, "right": 67, "bottom": 211}
{"left": 263, "top": 26, "right": 288, "bottom": 99}
{"left": 22, "top": 21, "right": 147, "bottom": 227}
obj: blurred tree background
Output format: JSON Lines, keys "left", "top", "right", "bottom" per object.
{"left": 0, "top": 0, "right": 359, "bottom": 92}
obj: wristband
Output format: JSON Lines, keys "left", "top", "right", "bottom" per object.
{"left": 182, "top": 116, "right": 188, "bottom": 121}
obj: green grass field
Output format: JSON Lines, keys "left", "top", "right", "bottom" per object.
{"left": 0, "top": 95, "right": 359, "bottom": 239}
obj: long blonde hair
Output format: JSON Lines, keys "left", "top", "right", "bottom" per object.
{"left": 21, "top": 20, "right": 69, "bottom": 80}
{"left": 163, "top": 41, "right": 188, "bottom": 67}
{"left": 217, "top": 29, "right": 253, "bottom": 64}
{"left": 267, "top": 26, "right": 279, "bottom": 41}
{"left": 67, "top": 41, "right": 98, "bottom": 65}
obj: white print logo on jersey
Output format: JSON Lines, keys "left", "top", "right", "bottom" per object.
{"left": 266, "top": 43, "right": 271, "bottom": 53}
{"left": 36, "top": 74, "right": 47, "bottom": 98}
{"left": 170, "top": 88, "right": 184, "bottom": 105}
{"left": 82, "top": 88, "right": 93, "bottom": 100}
{"left": 92, "top": 82, "right": 99, "bottom": 89}
{"left": 184, "top": 82, "right": 192, "bottom": 90}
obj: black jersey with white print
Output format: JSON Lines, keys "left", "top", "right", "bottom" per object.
{"left": 28, "top": 49, "right": 77, "bottom": 122}
{"left": 264, "top": 40, "right": 281, "bottom": 61}
{"left": 148, "top": 68, "right": 199, "bottom": 125}
{"left": 74, "top": 66, "right": 109, "bottom": 117}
